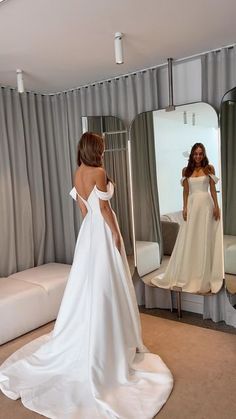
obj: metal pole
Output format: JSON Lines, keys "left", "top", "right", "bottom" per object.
{"left": 166, "top": 58, "right": 175, "bottom": 112}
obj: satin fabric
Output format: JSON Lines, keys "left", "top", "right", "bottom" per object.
{"left": 0, "top": 182, "right": 173, "bottom": 418}
{"left": 156, "top": 175, "right": 223, "bottom": 293}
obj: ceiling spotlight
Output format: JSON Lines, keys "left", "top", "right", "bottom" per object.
{"left": 16, "top": 69, "right": 24, "bottom": 93}
{"left": 114, "top": 32, "right": 124, "bottom": 64}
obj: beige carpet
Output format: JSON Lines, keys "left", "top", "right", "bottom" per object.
{"left": 0, "top": 314, "right": 236, "bottom": 419}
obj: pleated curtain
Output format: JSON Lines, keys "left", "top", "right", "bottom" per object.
{"left": 0, "top": 69, "right": 161, "bottom": 277}
{"left": 0, "top": 88, "right": 33, "bottom": 275}
{"left": 220, "top": 100, "right": 236, "bottom": 235}
{"left": 201, "top": 46, "right": 236, "bottom": 327}
{"left": 130, "top": 111, "right": 163, "bottom": 256}
{"left": 201, "top": 46, "right": 236, "bottom": 111}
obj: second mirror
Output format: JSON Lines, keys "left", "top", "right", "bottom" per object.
{"left": 130, "top": 102, "right": 224, "bottom": 295}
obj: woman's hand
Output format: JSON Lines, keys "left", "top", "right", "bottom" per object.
{"left": 113, "top": 232, "right": 121, "bottom": 253}
{"left": 182, "top": 207, "right": 187, "bottom": 221}
{"left": 213, "top": 206, "right": 220, "bottom": 221}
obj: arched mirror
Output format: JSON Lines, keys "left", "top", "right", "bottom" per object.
{"left": 130, "top": 102, "right": 224, "bottom": 297}
{"left": 81, "top": 116, "right": 133, "bottom": 258}
{"left": 220, "top": 87, "right": 236, "bottom": 309}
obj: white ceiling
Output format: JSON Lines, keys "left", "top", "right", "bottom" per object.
{"left": 0, "top": 0, "right": 236, "bottom": 94}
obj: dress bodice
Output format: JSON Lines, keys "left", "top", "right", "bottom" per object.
{"left": 69, "top": 181, "right": 114, "bottom": 212}
{"left": 181, "top": 174, "right": 219, "bottom": 194}
{"left": 188, "top": 176, "right": 210, "bottom": 194}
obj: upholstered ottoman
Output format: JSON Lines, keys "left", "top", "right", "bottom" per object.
{"left": 9, "top": 263, "right": 71, "bottom": 315}
{"left": 0, "top": 263, "right": 71, "bottom": 345}
{"left": 136, "top": 241, "right": 160, "bottom": 277}
{"left": 224, "top": 235, "right": 236, "bottom": 275}
{"left": 0, "top": 277, "right": 49, "bottom": 345}
{"left": 225, "top": 273, "right": 236, "bottom": 295}
{"left": 134, "top": 247, "right": 172, "bottom": 309}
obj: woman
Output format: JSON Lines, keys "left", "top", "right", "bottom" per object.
{"left": 156, "top": 142, "right": 223, "bottom": 294}
{"left": 0, "top": 132, "right": 173, "bottom": 419}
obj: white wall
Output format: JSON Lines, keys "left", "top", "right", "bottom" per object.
{"left": 153, "top": 103, "right": 219, "bottom": 215}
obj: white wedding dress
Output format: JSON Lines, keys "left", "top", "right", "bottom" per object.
{"left": 0, "top": 182, "right": 173, "bottom": 419}
{"left": 156, "top": 175, "right": 223, "bottom": 293}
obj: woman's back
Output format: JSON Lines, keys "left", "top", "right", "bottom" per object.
{"left": 0, "top": 132, "right": 173, "bottom": 419}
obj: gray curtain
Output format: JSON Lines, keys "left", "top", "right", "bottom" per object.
{"left": 221, "top": 101, "right": 236, "bottom": 235}
{"left": 203, "top": 288, "right": 236, "bottom": 328}
{"left": 0, "top": 88, "right": 33, "bottom": 276}
{"left": 0, "top": 91, "right": 79, "bottom": 277}
{"left": 202, "top": 46, "right": 236, "bottom": 111}
{"left": 0, "top": 69, "right": 162, "bottom": 277}
{"left": 130, "top": 111, "right": 163, "bottom": 256}
{"left": 201, "top": 46, "right": 236, "bottom": 326}
{"left": 21, "top": 93, "right": 78, "bottom": 266}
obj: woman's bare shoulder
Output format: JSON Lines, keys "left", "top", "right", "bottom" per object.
{"left": 94, "top": 167, "right": 108, "bottom": 192}
{"left": 74, "top": 165, "right": 105, "bottom": 177}
{"left": 73, "top": 166, "right": 105, "bottom": 188}
{"left": 95, "top": 166, "right": 106, "bottom": 175}
{"left": 93, "top": 167, "right": 106, "bottom": 181}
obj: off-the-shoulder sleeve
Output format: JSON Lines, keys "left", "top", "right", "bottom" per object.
{"left": 94, "top": 182, "right": 114, "bottom": 200}
{"left": 180, "top": 177, "right": 187, "bottom": 186}
{"left": 69, "top": 187, "right": 77, "bottom": 201}
{"left": 209, "top": 174, "right": 219, "bottom": 184}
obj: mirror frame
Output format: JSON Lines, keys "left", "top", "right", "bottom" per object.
{"left": 220, "top": 86, "right": 236, "bottom": 304}
{"left": 129, "top": 101, "right": 224, "bottom": 297}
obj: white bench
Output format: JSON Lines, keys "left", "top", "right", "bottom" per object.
{"left": 224, "top": 235, "right": 236, "bottom": 275}
{"left": 0, "top": 263, "right": 71, "bottom": 345}
{"left": 136, "top": 241, "right": 160, "bottom": 277}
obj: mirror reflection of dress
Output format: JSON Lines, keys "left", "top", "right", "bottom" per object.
{"left": 156, "top": 174, "right": 223, "bottom": 293}
{"left": 0, "top": 182, "right": 173, "bottom": 419}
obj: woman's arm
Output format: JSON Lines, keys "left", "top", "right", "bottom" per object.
{"left": 96, "top": 168, "right": 121, "bottom": 252}
{"left": 182, "top": 168, "right": 189, "bottom": 221}
{"left": 73, "top": 171, "right": 88, "bottom": 218}
{"left": 77, "top": 198, "right": 88, "bottom": 218}
{"left": 208, "top": 165, "right": 220, "bottom": 220}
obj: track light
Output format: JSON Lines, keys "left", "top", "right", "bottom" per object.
{"left": 114, "top": 32, "right": 124, "bottom": 64}
{"left": 16, "top": 69, "right": 24, "bottom": 93}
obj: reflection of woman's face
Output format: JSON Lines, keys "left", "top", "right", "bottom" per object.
{"left": 193, "top": 147, "right": 204, "bottom": 165}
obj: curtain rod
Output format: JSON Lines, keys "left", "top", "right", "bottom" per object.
{"left": 49, "top": 42, "right": 236, "bottom": 96}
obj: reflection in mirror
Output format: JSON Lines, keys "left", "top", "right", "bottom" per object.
{"left": 131, "top": 103, "right": 224, "bottom": 294}
{"left": 81, "top": 116, "right": 133, "bottom": 256}
{"left": 82, "top": 116, "right": 125, "bottom": 134}
{"left": 130, "top": 112, "right": 162, "bottom": 282}
{"left": 221, "top": 87, "right": 236, "bottom": 309}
